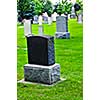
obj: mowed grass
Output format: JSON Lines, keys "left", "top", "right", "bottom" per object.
{"left": 17, "top": 19, "right": 83, "bottom": 100}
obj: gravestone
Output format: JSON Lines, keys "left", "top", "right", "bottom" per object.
{"left": 48, "top": 17, "right": 52, "bottom": 25}
{"left": 33, "top": 15, "right": 38, "bottom": 24}
{"left": 26, "top": 36, "right": 55, "bottom": 66}
{"left": 43, "top": 12, "right": 48, "bottom": 24}
{"left": 43, "top": 16, "right": 48, "bottom": 24}
{"left": 78, "top": 14, "right": 83, "bottom": 23}
{"left": 24, "top": 35, "right": 60, "bottom": 84}
{"left": 23, "top": 14, "right": 60, "bottom": 85}
{"left": 52, "top": 12, "right": 58, "bottom": 22}
{"left": 70, "top": 6, "right": 76, "bottom": 19}
{"left": 38, "top": 15, "right": 44, "bottom": 36}
{"left": 55, "top": 16, "right": 70, "bottom": 39}
{"left": 23, "top": 19, "right": 32, "bottom": 36}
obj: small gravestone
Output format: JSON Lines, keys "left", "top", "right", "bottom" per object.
{"left": 23, "top": 19, "right": 32, "bottom": 36}
{"left": 78, "top": 14, "right": 83, "bottom": 23}
{"left": 55, "top": 16, "right": 70, "bottom": 39}
{"left": 38, "top": 15, "right": 44, "bottom": 36}
{"left": 70, "top": 6, "right": 76, "bottom": 19}
{"left": 48, "top": 17, "right": 52, "bottom": 25}
{"left": 33, "top": 15, "right": 38, "bottom": 24}
{"left": 52, "top": 12, "right": 58, "bottom": 22}
{"left": 43, "top": 12, "right": 48, "bottom": 24}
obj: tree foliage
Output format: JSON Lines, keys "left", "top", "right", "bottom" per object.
{"left": 53, "top": 0, "right": 72, "bottom": 15}
{"left": 17, "top": 0, "right": 35, "bottom": 21}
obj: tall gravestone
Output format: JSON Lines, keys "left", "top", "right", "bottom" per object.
{"left": 23, "top": 17, "right": 60, "bottom": 85}
{"left": 23, "top": 19, "right": 32, "bottom": 36}
{"left": 55, "top": 16, "right": 70, "bottom": 39}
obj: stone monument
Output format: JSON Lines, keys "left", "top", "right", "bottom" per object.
{"left": 78, "top": 14, "right": 83, "bottom": 23}
{"left": 23, "top": 19, "right": 32, "bottom": 36}
{"left": 23, "top": 16, "right": 60, "bottom": 85}
{"left": 38, "top": 15, "right": 44, "bottom": 36}
{"left": 70, "top": 6, "right": 76, "bottom": 19}
{"left": 52, "top": 12, "right": 58, "bottom": 22}
{"left": 48, "top": 17, "right": 52, "bottom": 25}
{"left": 43, "top": 12, "right": 48, "bottom": 24}
{"left": 55, "top": 16, "right": 70, "bottom": 39}
{"left": 33, "top": 15, "right": 39, "bottom": 24}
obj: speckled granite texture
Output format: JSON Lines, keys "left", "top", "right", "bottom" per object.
{"left": 24, "top": 63, "right": 60, "bottom": 84}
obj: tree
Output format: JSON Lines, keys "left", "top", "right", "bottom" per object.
{"left": 34, "top": 0, "right": 44, "bottom": 15}
{"left": 74, "top": 0, "right": 83, "bottom": 21}
{"left": 53, "top": 0, "right": 72, "bottom": 16}
{"left": 17, "top": 0, "right": 35, "bottom": 21}
{"left": 44, "top": 0, "right": 53, "bottom": 17}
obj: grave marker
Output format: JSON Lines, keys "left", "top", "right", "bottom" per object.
{"left": 23, "top": 19, "right": 32, "bottom": 36}
{"left": 55, "top": 16, "right": 70, "bottom": 39}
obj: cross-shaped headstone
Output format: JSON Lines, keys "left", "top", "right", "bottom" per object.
{"left": 38, "top": 15, "right": 43, "bottom": 36}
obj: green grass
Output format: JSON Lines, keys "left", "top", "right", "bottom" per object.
{"left": 17, "top": 19, "right": 83, "bottom": 100}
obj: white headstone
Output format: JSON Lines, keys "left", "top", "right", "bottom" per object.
{"left": 33, "top": 15, "right": 38, "bottom": 24}
{"left": 38, "top": 15, "right": 43, "bottom": 26}
{"left": 38, "top": 26, "right": 44, "bottom": 36}
{"left": 38, "top": 15, "right": 43, "bottom": 35}
{"left": 23, "top": 19, "right": 32, "bottom": 36}
{"left": 52, "top": 12, "right": 58, "bottom": 21}
{"left": 43, "top": 12, "right": 48, "bottom": 24}
{"left": 48, "top": 17, "right": 52, "bottom": 25}
{"left": 78, "top": 14, "right": 83, "bottom": 23}
{"left": 68, "top": 14, "right": 70, "bottom": 19}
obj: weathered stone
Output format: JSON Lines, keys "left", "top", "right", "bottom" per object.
{"left": 33, "top": 15, "right": 39, "bottom": 24}
{"left": 55, "top": 16, "right": 70, "bottom": 39}
{"left": 23, "top": 19, "right": 32, "bottom": 36}
{"left": 24, "top": 63, "right": 60, "bottom": 84}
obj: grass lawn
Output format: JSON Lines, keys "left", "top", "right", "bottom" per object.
{"left": 17, "top": 19, "right": 83, "bottom": 100}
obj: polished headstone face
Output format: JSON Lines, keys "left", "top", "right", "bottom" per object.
{"left": 56, "top": 16, "right": 68, "bottom": 32}
{"left": 26, "top": 35, "right": 55, "bottom": 66}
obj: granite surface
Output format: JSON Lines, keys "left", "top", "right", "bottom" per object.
{"left": 24, "top": 63, "right": 60, "bottom": 84}
{"left": 55, "top": 16, "right": 70, "bottom": 39}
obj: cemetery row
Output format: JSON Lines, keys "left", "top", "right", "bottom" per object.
{"left": 17, "top": 0, "right": 83, "bottom": 24}
{"left": 18, "top": 12, "right": 83, "bottom": 25}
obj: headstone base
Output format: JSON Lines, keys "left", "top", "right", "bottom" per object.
{"left": 24, "top": 63, "right": 60, "bottom": 85}
{"left": 55, "top": 32, "right": 70, "bottom": 39}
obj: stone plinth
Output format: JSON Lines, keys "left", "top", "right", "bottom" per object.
{"left": 55, "top": 32, "right": 70, "bottom": 39}
{"left": 24, "top": 63, "right": 60, "bottom": 85}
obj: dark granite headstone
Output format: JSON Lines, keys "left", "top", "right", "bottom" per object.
{"left": 26, "top": 35, "right": 55, "bottom": 66}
